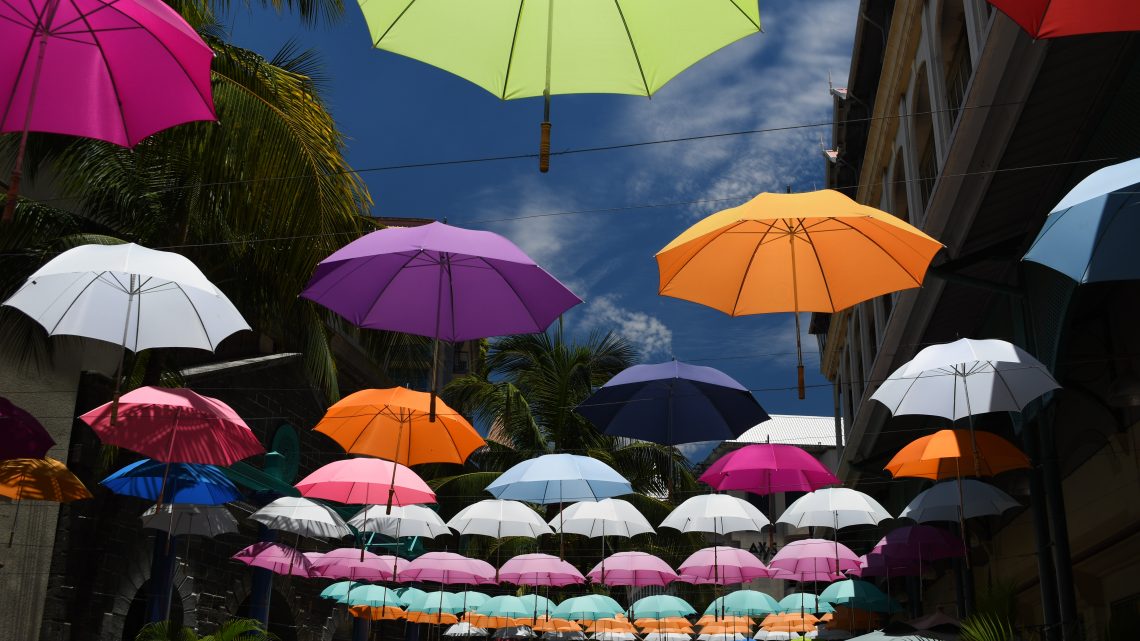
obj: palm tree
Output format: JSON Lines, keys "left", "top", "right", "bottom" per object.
{"left": 136, "top": 617, "right": 278, "bottom": 641}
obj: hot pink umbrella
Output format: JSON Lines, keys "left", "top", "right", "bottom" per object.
{"left": 768, "top": 538, "right": 861, "bottom": 580}
{"left": 699, "top": 444, "right": 839, "bottom": 495}
{"left": 676, "top": 546, "right": 769, "bottom": 585}
{"left": 398, "top": 551, "right": 497, "bottom": 585}
{"left": 232, "top": 542, "right": 314, "bottom": 578}
{"left": 587, "top": 551, "right": 678, "bottom": 587}
{"left": 309, "top": 547, "right": 406, "bottom": 582}
{"left": 80, "top": 386, "right": 263, "bottom": 465}
{"left": 1, "top": 0, "right": 217, "bottom": 221}
{"left": 499, "top": 553, "right": 585, "bottom": 587}
{"left": 295, "top": 458, "right": 435, "bottom": 506}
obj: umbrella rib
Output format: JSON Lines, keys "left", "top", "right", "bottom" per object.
{"left": 372, "top": 0, "right": 418, "bottom": 47}
{"left": 796, "top": 218, "right": 838, "bottom": 311}
{"left": 0, "top": 11, "right": 41, "bottom": 126}
{"left": 172, "top": 282, "right": 215, "bottom": 350}
{"left": 611, "top": 0, "right": 650, "bottom": 96}
{"left": 659, "top": 219, "right": 750, "bottom": 294}
{"left": 827, "top": 217, "right": 926, "bottom": 286}
{"left": 357, "top": 249, "right": 430, "bottom": 330}
{"left": 499, "top": 0, "right": 526, "bottom": 100}
{"left": 728, "top": 220, "right": 778, "bottom": 316}
{"left": 0, "top": 2, "right": 36, "bottom": 28}
{"left": 480, "top": 257, "right": 543, "bottom": 332}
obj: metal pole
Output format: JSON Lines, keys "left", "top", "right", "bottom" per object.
{"left": 1040, "top": 407, "right": 1078, "bottom": 640}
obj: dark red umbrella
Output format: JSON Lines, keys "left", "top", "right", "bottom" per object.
{"left": 988, "top": 0, "right": 1140, "bottom": 38}
{"left": 0, "top": 397, "right": 54, "bottom": 460}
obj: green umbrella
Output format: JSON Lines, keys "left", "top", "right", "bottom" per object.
{"left": 358, "top": 0, "right": 762, "bottom": 171}
{"left": 320, "top": 581, "right": 368, "bottom": 601}
{"left": 776, "top": 593, "right": 834, "bottom": 615}
{"left": 342, "top": 585, "right": 407, "bottom": 608}
{"left": 416, "top": 591, "right": 469, "bottom": 614}
{"left": 630, "top": 595, "right": 695, "bottom": 619}
{"left": 554, "top": 595, "right": 623, "bottom": 621}
{"left": 818, "top": 580, "right": 901, "bottom": 614}
{"left": 705, "top": 590, "right": 780, "bottom": 617}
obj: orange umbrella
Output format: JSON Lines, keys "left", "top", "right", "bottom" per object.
{"left": 762, "top": 614, "right": 818, "bottom": 632}
{"left": 656, "top": 189, "right": 941, "bottom": 398}
{"left": 697, "top": 615, "right": 751, "bottom": 627}
{"left": 532, "top": 618, "right": 583, "bottom": 632}
{"left": 885, "top": 429, "right": 1030, "bottom": 479}
{"left": 640, "top": 619, "right": 695, "bottom": 633}
{"left": 587, "top": 618, "right": 638, "bottom": 633}
{"left": 315, "top": 387, "right": 486, "bottom": 465}
{"left": 702, "top": 622, "right": 754, "bottom": 635}
{"left": 406, "top": 611, "right": 460, "bottom": 625}
{"left": 350, "top": 605, "right": 406, "bottom": 621}
{"left": 467, "top": 613, "right": 522, "bottom": 628}
{"left": 0, "top": 458, "right": 91, "bottom": 502}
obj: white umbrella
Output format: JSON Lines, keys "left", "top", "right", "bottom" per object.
{"left": 645, "top": 634, "right": 694, "bottom": 641}
{"left": 249, "top": 496, "right": 352, "bottom": 539}
{"left": 870, "top": 338, "right": 1059, "bottom": 422}
{"left": 814, "top": 631, "right": 850, "bottom": 640}
{"left": 660, "top": 494, "right": 770, "bottom": 535}
{"left": 350, "top": 504, "right": 452, "bottom": 538}
{"left": 592, "top": 634, "right": 636, "bottom": 641}
{"left": 447, "top": 499, "right": 553, "bottom": 538}
{"left": 699, "top": 635, "right": 746, "bottom": 641}
{"left": 550, "top": 498, "right": 654, "bottom": 537}
{"left": 755, "top": 632, "right": 792, "bottom": 641}
{"left": 899, "top": 480, "right": 1020, "bottom": 522}
{"left": 777, "top": 488, "right": 892, "bottom": 529}
{"left": 446, "top": 623, "right": 489, "bottom": 637}
{"left": 141, "top": 504, "right": 238, "bottom": 538}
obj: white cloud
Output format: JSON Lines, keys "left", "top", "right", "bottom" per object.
{"left": 579, "top": 294, "right": 673, "bottom": 359}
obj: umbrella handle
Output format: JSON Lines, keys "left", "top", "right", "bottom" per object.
{"left": 3, "top": 172, "right": 21, "bottom": 223}
{"left": 539, "top": 122, "right": 552, "bottom": 173}
{"left": 797, "top": 366, "right": 805, "bottom": 400}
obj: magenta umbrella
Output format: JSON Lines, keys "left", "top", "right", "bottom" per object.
{"left": 1, "top": 0, "right": 216, "bottom": 221}
{"left": 587, "top": 551, "right": 678, "bottom": 587}
{"left": 499, "top": 553, "right": 585, "bottom": 587}
{"left": 699, "top": 444, "right": 839, "bottom": 494}
{"left": 300, "top": 221, "right": 582, "bottom": 418}
{"left": 0, "top": 396, "right": 55, "bottom": 460}
{"left": 768, "top": 538, "right": 861, "bottom": 580}
{"left": 676, "top": 546, "right": 769, "bottom": 585}
{"left": 398, "top": 551, "right": 497, "bottom": 585}
{"left": 310, "top": 547, "right": 406, "bottom": 582}
{"left": 232, "top": 542, "right": 314, "bottom": 578}
{"left": 295, "top": 458, "right": 435, "bottom": 506}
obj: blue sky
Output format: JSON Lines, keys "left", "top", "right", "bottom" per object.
{"left": 226, "top": 0, "right": 860, "bottom": 458}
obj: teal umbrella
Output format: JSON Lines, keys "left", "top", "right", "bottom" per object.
{"left": 631, "top": 595, "right": 695, "bottom": 619}
{"left": 416, "top": 591, "right": 468, "bottom": 615}
{"left": 705, "top": 590, "right": 780, "bottom": 617}
{"left": 554, "top": 595, "right": 623, "bottom": 621}
{"left": 397, "top": 587, "right": 429, "bottom": 610}
{"left": 457, "top": 591, "right": 493, "bottom": 611}
{"left": 777, "top": 593, "right": 834, "bottom": 615}
{"left": 480, "top": 595, "right": 532, "bottom": 618}
{"left": 520, "top": 594, "right": 557, "bottom": 616}
{"left": 320, "top": 581, "right": 368, "bottom": 601}
{"left": 343, "top": 585, "right": 406, "bottom": 608}
{"left": 818, "top": 580, "right": 901, "bottom": 613}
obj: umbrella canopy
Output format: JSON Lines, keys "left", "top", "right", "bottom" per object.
{"left": 2, "top": 243, "right": 248, "bottom": 352}
{"left": 313, "top": 386, "right": 485, "bottom": 465}
{"left": 543, "top": 632, "right": 587, "bottom": 641}
{"left": 398, "top": 587, "right": 430, "bottom": 609}
{"left": 631, "top": 595, "right": 696, "bottom": 619}
{"left": 849, "top": 553, "right": 923, "bottom": 578}
{"left": 232, "top": 542, "right": 313, "bottom": 577}
{"left": 777, "top": 488, "right": 892, "bottom": 529}
{"left": 479, "top": 595, "right": 533, "bottom": 619}
{"left": 320, "top": 581, "right": 367, "bottom": 601}
{"left": 532, "top": 619, "right": 583, "bottom": 633}
{"left": 494, "top": 626, "right": 537, "bottom": 639}
{"left": 310, "top": 548, "right": 404, "bottom": 582}
{"left": 870, "top": 525, "right": 966, "bottom": 561}
{"left": 587, "top": 551, "right": 678, "bottom": 587}
{"left": 341, "top": 585, "right": 406, "bottom": 608}
{"left": 295, "top": 458, "right": 435, "bottom": 506}
{"left": 899, "top": 480, "right": 1021, "bottom": 522}
{"left": 818, "top": 580, "right": 900, "bottom": 613}
{"left": 707, "top": 590, "right": 780, "bottom": 617}
{"left": 415, "top": 591, "right": 469, "bottom": 615}
{"left": 551, "top": 498, "right": 654, "bottom": 537}
{"left": 351, "top": 503, "right": 452, "bottom": 538}
{"left": 575, "top": 360, "right": 769, "bottom": 444}
{"left": 645, "top": 634, "right": 693, "bottom": 641}
{"left": 350, "top": 605, "right": 406, "bottom": 621}
{"left": 661, "top": 494, "right": 770, "bottom": 535}
{"left": 696, "top": 615, "right": 752, "bottom": 628}
{"left": 870, "top": 338, "right": 1059, "bottom": 421}
{"left": 586, "top": 620, "right": 637, "bottom": 634}
{"left": 101, "top": 459, "right": 240, "bottom": 505}
{"left": 985, "top": 0, "right": 1140, "bottom": 38}
{"left": 640, "top": 622, "right": 694, "bottom": 635}
{"left": 768, "top": 539, "right": 862, "bottom": 579}
{"left": 446, "top": 623, "right": 490, "bottom": 637}
{"left": 448, "top": 499, "right": 554, "bottom": 537}
{"left": 302, "top": 222, "right": 581, "bottom": 342}
{"left": 400, "top": 551, "right": 498, "bottom": 585}
{"left": 487, "top": 454, "right": 632, "bottom": 504}
{"left": 249, "top": 496, "right": 352, "bottom": 539}
{"left": 554, "top": 595, "right": 624, "bottom": 622}
{"left": 518, "top": 595, "right": 557, "bottom": 617}
{"left": 700, "top": 444, "right": 838, "bottom": 495}
{"left": 80, "top": 386, "right": 263, "bottom": 466}
{"left": 141, "top": 504, "right": 238, "bottom": 538}
{"left": 408, "top": 611, "right": 461, "bottom": 625}
{"left": 776, "top": 594, "right": 834, "bottom": 615}
{"left": 0, "top": 397, "right": 54, "bottom": 460}
{"left": 884, "top": 429, "right": 1030, "bottom": 480}
{"left": 469, "top": 614, "right": 525, "bottom": 629}
{"left": 591, "top": 634, "right": 636, "bottom": 641}
{"left": 0, "top": 457, "right": 91, "bottom": 501}
{"left": 499, "top": 553, "right": 586, "bottom": 587}
{"left": 677, "top": 546, "right": 769, "bottom": 584}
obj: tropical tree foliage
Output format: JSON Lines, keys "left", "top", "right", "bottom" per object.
{"left": 136, "top": 617, "right": 277, "bottom": 641}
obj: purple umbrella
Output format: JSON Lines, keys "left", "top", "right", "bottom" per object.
{"left": 0, "top": 397, "right": 54, "bottom": 460}
{"left": 499, "top": 553, "right": 585, "bottom": 587}
{"left": 849, "top": 553, "right": 922, "bottom": 578}
{"left": 301, "top": 221, "right": 582, "bottom": 417}
{"left": 587, "top": 551, "right": 678, "bottom": 587}
{"left": 232, "top": 542, "right": 314, "bottom": 578}
{"left": 398, "top": 551, "right": 498, "bottom": 585}
{"left": 870, "top": 525, "right": 965, "bottom": 562}
{"left": 699, "top": 444, "right": 838, "bottom": 495}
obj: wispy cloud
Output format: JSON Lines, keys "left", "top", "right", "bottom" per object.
{"left": 578, "top": 294, "right": 674, "bottom": 360}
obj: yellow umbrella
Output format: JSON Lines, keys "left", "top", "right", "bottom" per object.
{"left": 657, "top": 189, "right": 942, "bottom": 398}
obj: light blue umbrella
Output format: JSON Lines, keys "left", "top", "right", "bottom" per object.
{"left": 397, "top": 587, "right": 429, "bottom": 610}
{"left": 705, "top": 590, "right": 779, "bottom": 617}
{"left": 457, "top": 591, "right": 492, "bottom": 611}
{"left": 554, "top": 595, "right": 623, "bottom": 621}
{"left": 1023, "top": 157, "right": 1140, "bottom": 283}
{"left": 630, "top": 595, "right": 695, "bottom": 619}
{"left": 776, "top": 593, "right": 833, "bottom": 615}
{"left": 319, "top": 581, "right": 367, "bottom": 601}
{"left": 341, "top": 585, "right": 405, "bottom": 608}
{"left": 416, "top": 591, "right": 468, "bottom": 615}
{"left": 479, "top": 595, "right": 532, "bottom": 618}
{"left": 486, "top": 454, "right": 632, "bottom": 504}
{"left": 818, "top": 580, "right": 901, "bottom": 613}
{"left": 520, "top": 594, "right": 557, "bottom": 616}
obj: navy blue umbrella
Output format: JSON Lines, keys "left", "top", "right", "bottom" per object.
{"left": 575, "top": 361, "right": 768, "bottom": 445}
{"left": 102, "top": 458, "right": 241, "bottom": 505}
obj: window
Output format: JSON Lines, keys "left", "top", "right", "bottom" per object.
{"left": 912, "top": 66, "right": 938, "bottom": 213}
{"left": 891, "top": 150, "right": 910, "bottom": 222}
{"left": 941, "top": 1, "right": 973, "bottom": 126}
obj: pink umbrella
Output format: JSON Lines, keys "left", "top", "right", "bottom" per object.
{"left": 699, "top": 444, "right": 839, "bottom": 495}
{"left": 587, "top": 551, "right": 678, "bottom": 587}
{"left": 232, "top": 542, "right": 314, "bottom": 578}
{"left": 676, "top": 546, "right": 769, "bottom": 585}
{"left": 309, "top": 547, "right": 406, "bottom": 582}
{"left": 398, "top": 551, "right": 497, "bottom": 585}
{"left": 768, "top": 538, "right": 861, "bottom": 580}
{"left": 80, "top": 386, "right": 264, "bottom": 465}
{"left": 499, "top": 553, "right": 585, "bottom": 587}
{"left": 295, "top": 458, "right": 435, "bottom": 506}
{"left": 768, "top": 567, "right": 843, "bottom": 583}
{"left": 1, "top": 0, "right": 217, "bottom": 221}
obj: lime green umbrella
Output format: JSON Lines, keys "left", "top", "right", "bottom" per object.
{"left": 358, "top": 0, "right": 762, "bottom": 171}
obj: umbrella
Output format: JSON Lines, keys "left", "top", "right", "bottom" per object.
{"left": 899, "top": 480, "right": 1021, "bottom": 522}
{"left": 408, "top": 611, "right": 461, "bottom": 625}
{"left": 357, "top": 2, "right": 761, "bottom": 172}
{"left": 591, "top": 633, "right": 635, "bottom": 641}
{"left": 310, "top": 548, "right": 405, "bottom": 582}
{"left": 449, "top": 499, "right": 554, "bottom": 537}
{"left": 301, "top": 221, "right": 581, "bottom": 417}
{"left": 532, "top": 619, "right": 583, "bottom": 633}
{"left": 469, "top": 614, "right": 525, "bottom": 629}
{"left": 706, "top": 590, "right": 780, "bottom": 617}
{"left": 249, "top": 496, "right": 352, "bottom": 539}
{"left": 661, "top": 494, "right": 770, "bottom": 535}
{"left": 776, "top": 594, "right": 833, "bottom": 615}
{"left": 870, "top": 525, "right": 966, "bottom": 561}
{"left": 398, "top": 587, "right": 429, "bottom": 609}
{"left": 295, "top": 458, "right": 435, "bottom": 506}
{"left": 351, "top": 503, "right": 452, "bottom": 538}
{"left": 657, "top": 189, "right": 941, "bottom": 397}
{"left": 499, "top": 553, "right": 585, "bottom": 587}
{"left": 415, "top": 591, "right": 469, "bottom": 615}
{"left": 700, "top": 634, "right": 747, "bottom": 641}
{"left": 3, "top": 244, "right": 249, "bottom": 419}
{"left": 0, "top": 457, "right": 90, "bottom": 502}
{"left": 575, "top": 360, "right": 769, "bottom": 445}
{"left": 543, "top": 632, "right": 588, "bottom": 641}
{"left": 340, "top": 585, "right": 406, "bottom": 608}
{"left": 101, "top": 459, "right": 240, "bottom": 505}
{"left": 645, "top": 634, "right": 693, "bottom": 641}
{"left": 818, "top": 581, "right": 900, "bottom": 614}
{"left": 768, "top": 539, "right": 862, "bottom": 580}
{"left": 631, "top": 595, "right": 696, "bottom": 619}
{"left": 494, "top": 626, "right": 537, "bottom": 639}
{"left": 755, "top": 632, "right": 793, "bottom": 641}
{"left": 478, "top": 595, "right": 532, "bottom": 623}
{"left": 232, "top": 542, "right": 314, "bottom": 578}
{"left": 518, "top": 595, "right": 557, "bottom": 618}
{"left": 551, "top": 498, "right": 653, "bottom": 537}
{"left": 320, "top": 581, "right": 367, "bottom": 601}
{"left": 447, "top": 623, "right": 490, "bottom": 637}
{"left": 699, "top": 444, "right": 839, "bottom": 495}
{"left": 884, "top": 429, "right": 1030, "bottom": 480}
{"left": 696, "top": 615, "right": 752, "bottom": 628}
{"left": 141, "top": 504, "right": 238, "bottom": 538}
{"left": 487, "top": 454, "right": 632, "bottom": 503}
{"left": 777, "top": 489, "right": 892, "bottom": 530}
{"left": 350, "top": 605, "right": 406, "bottom": 621}
{"left": 554, "top": 596, "right": 624, "bottom": 622}
{"left": 586, "top": 620, "right": 638, "bottom": 634}
{"left": 0, "top": 0, "right": 216, "bottom": 221}
{"left": 849, "top": 553, "right": 922, "bottom": 579}
{"left": 587, "top": 551, "right": 678, "bottom": 587}
{"left": 985, "top": 0, "right": 1140, "bottom": 38}
{"left": 870, "top": 338, "right": 1059, "bottom": 422}
{"left": 400, "top": 552, "right": 498, "bottom": 585}
{"left": 0, "top": 397, "right": 54, "bottom": 460}
{"left": 677, "top": 546, "right": 769, "bottom": 585}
